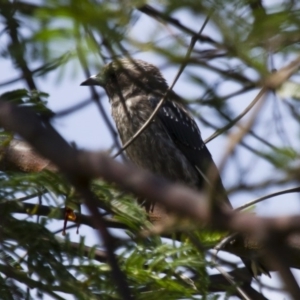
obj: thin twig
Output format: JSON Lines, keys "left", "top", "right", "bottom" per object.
{"left": 5, "top": 202, "right": 126, "bottom": 230}
{"left": 213, "top": 187, "right": 300, "bottom": 283}
{"left": 188, "top": 232, "right": 251, "bottom": 300}
{"left": 214, "top": 265, "right": 252, "bottom": 300}
{"left": 195, "top": 110, "right": 279, "bottom": 166}
{"left": 205, "top": 54, "right": 300, "bottom": 145}
{"left": 213, "top": 233, "right": 238, "bottom": 255}
{"left": 55, "top": 98, "right": 93, "bottom": 118}
{"left": 205, "top": 87, "right": 267, "bottom": 144}
{"left": 214, "top": 106, "right": 279, "bottom": 150}
{"left": 75, "top": 187, "right": 133, "bottom": 300}
{"left": 138, "top": 5, "right": 219, "bottom": 47}
{"left": 76, "top": 45, "right": 125, "bottom": 160}
{"left": 218, "top": 90, "right": 268, "bottom": 174}
{"left": 4, "top": 10, "right": 37, "bottom": 91}
{"left": 264, "top": 239, "right": 300, "bottom": 300}
{"left": 236, "top": 186, "right": 300, "bottom": 212}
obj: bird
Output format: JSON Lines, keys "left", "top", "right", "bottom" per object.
{"left": 80, "top": 58, "right": 269, "bottom": 278}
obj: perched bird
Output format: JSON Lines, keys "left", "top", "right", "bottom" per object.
{"left": 80, "top": 59, "right": 227, "bottom": 203}
{"left": 81, "top": 58, "right": 269, "bottom": 278}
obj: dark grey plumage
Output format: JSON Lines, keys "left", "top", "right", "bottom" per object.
{"left": 81, "top": 58, "right": 270, "bottom": 278}
{"left": 81, "top": 58, "right": 229, "bottom": 207}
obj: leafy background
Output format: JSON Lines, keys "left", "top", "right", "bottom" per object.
{"left": 1, "top": 0, "right": 300, "bottom": 299}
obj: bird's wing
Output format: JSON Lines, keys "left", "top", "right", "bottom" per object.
{"left": 149, "top": 96, "right": 269, "bottom": 278}
{"left": 149, "top": 95, "right": 231, "bottom": 208}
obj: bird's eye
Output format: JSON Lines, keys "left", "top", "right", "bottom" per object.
{"left": 107, "top": 70, "right": 118, "bottom": 83}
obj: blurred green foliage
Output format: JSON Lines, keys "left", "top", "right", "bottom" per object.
{"left": 0, "top": 0, "right": 300, "bottom": 299}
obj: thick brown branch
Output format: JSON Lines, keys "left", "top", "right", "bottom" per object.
{"left": 0, "top": 138, "right": 57, "bottom": 173}
{"left": 1, "top": 100, "right": 300, "bottom": 297}
{"left": 1, "top": 101, "right": 300, "bottom": 236}
{"left": 0, "top": 103, "right": 132, "bottom": 300}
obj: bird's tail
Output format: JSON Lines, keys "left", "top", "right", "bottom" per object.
{"left": 242, "top": 258, "right": 271, "bottom": 279}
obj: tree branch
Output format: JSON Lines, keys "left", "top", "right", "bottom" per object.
{"left": 1, "top": 100, "right": 300, "bottom": 297}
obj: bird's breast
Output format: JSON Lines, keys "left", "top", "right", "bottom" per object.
{"left": 111, "top": 99, "right": 199, "bottom": 187}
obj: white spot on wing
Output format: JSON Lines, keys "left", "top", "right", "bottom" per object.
{"left": 177, "top": 107, "right": 182, "bottom": 118}
{"left": 163, "top": 107, "right": 169, "bottom": 117}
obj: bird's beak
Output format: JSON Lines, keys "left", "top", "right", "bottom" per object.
{"left": 80, "top": 75, "right": 103, "bottom": 86}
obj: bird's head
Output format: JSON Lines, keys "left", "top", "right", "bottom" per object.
{"left": 80, "top": 58, "right": 168, "bottom": 102}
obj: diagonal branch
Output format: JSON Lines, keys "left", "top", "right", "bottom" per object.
{"left": 205, "top": 87, "right": 267, "bottom": 144}
{"left": 137, "top": 5, "right": 219, "bottom": 47}
{"left": 0, "top": 104, "right": 132, "bottom": 300}
{"left": 236, "top": 186, "right": 300, "bottom": 211}
{"left": 3, "top": 8, "right": 37, "bottom": 91}
{"left": 76, "top": 46, "right": 125, "bottom": 159}
{"left": 205, "top": 54, "right": 300, "bottom": 145}
{"left": 2, "top": 100, "right": 300, "bottom": 297}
